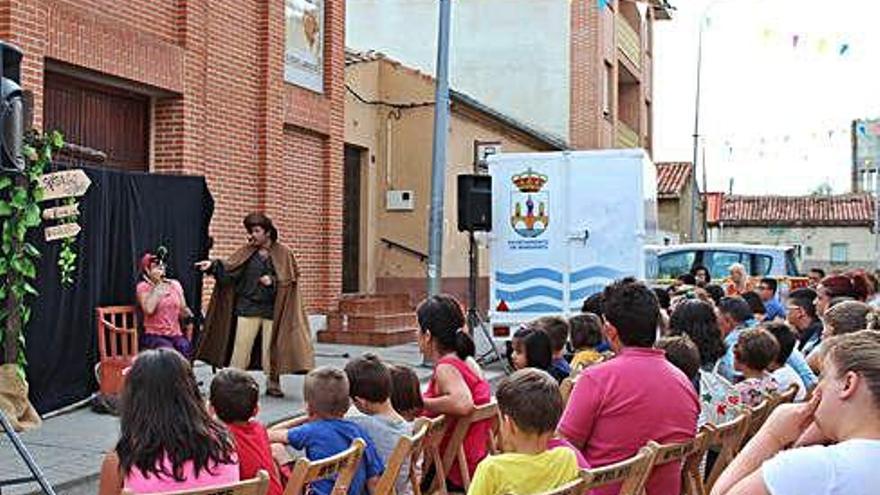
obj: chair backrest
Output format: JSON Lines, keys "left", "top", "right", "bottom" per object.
{"left": 705, "top": 410, "right": 752, "bottom": 492}
{"left": 412, "top": 415, "right": 448, "bottom": 495}
{"left": 649, "top": 428, "right": 712, "bottom": 495}
{"left": 560, "top": 377, "right": 575, "bottom": 405}
{"left": 531, "top": 476, "right": 587, "bottom": 495}
{"left": 744, "top": 399, "right": 772, "bottom": 441}
{"left": 122, "top": 470, "right": 270, "bottom": 495}
{"left": 283, "top": 438, "right": 365, "bottom": 495}
{"left": 374, "top": 422, "right": 429, "bottom": 495}
{"left": 440, "top": 401, "right": 501, "bottom": 491}
{"left": 582, "top": 444, "right": 658, "bottom": 495}
{"left": 96, "top": 305, "right": 139, "bottom": 361}
{"left": 777, "top": 383, "right": 799, "bottom": 405}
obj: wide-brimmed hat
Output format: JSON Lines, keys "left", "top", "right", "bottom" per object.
{"left": 243, "top": 212, "right": 278, "bottom": 241}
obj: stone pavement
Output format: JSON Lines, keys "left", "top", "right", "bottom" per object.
{"left": 0, "top": 341, "right": 508, "bottom": 495}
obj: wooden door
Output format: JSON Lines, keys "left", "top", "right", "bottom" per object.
{"left": 43, "top": 72, "right": 150, "bottom": 171}
{"left": 342, "top": 145, "right": 363, "bottom": 293}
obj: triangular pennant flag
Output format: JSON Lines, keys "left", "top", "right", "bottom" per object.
{"left": 817, "top": 38, "right": 829, "bottom": 53}
{"left": 792, "top": 34, "right": 800, "bottom": 47}
{"left": 597, "top": 0, "right": 608, "bottom": 9}
{"left": 839, "top": 43, "right": 850, "bottom": 55}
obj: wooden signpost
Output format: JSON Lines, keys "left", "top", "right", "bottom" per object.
{"left": 38, "top": 169, "right": 90, "bottom": 242}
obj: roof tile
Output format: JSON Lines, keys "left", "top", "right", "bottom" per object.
{"left": 656, "top": 162, "right": 693, "bottom": 198}
{"left": 711, "top": 194, "right": 875, "bottom": 226}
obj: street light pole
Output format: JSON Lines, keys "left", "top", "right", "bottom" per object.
{"left": 690, "top": 10, "right": 706, "bottom": 243}
{"left": 427, "top": 0, "right": 453, "bottom": 296}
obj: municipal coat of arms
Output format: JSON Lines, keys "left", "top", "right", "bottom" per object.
{"left": 510, "top": 168, "right": 549, "bottom": 238}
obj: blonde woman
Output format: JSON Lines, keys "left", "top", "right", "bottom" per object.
{"left": 725, "top": 262, "right": 754, "bottom": 296}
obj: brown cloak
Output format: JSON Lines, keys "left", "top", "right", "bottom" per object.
{"left": 196, "top": 242, "right": 315, "bottom": 374}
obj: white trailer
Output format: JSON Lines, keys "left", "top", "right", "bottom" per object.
{"left": 487, "top": 149, "right": 658, "bottom": 330}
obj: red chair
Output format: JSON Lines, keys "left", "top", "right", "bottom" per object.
{"left": 96, "top": 306, "right": 139, "bottom": 396}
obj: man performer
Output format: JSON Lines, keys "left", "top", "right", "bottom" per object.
{"left": 195, "top": 213, "right": 314, "bottom": 397}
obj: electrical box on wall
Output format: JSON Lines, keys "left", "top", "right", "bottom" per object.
{"left": 386, "top": 190, "right": 414, "bottom": 211}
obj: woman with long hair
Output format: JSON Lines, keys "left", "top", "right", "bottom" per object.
{"left": 711, "top": 330, "right": 880, "bottom": 494}
{"left": 668, "top": 299, "right": 726, "bottom": 370}
{"left": 417, "top": 294, "right": 491, "bottom": 492}
{"left": 98, "top": 349, "right": 238, "bottom": 494}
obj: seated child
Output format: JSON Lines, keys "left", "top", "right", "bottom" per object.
{"left": 568, "top": 313, "right": 610, "bottom": 372}
{"left": 388, "top": 364, "right": 424, "bottom": 422}
{"left": 209, "top": 369, "right": 285, "bottom": 495}
{"left": 533, "top": 316, "right": 571, "bottom": 382}
{"left": 345, "top": 354, "right": 413, "bottom": 495}
{"left": 733, "top": 328, "right": 781, "bottom": 407}
{"left": 267, "top": 367, "right": 384, "bottom": 495}
{"left": 509, "top": 326, "right": 553, "bottom": 373}
{"left": 763, "top": 322, "right": 807, "bottom": 401}
{"left": 468, "top": 369, "right": 580, "bottom": 495}
{"left": 656, "top": 335, "right": 701, "bottom": 393}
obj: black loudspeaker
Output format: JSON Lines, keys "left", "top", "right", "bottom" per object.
{"left": 458, "top": 174, "right": 492, "bottom": 232}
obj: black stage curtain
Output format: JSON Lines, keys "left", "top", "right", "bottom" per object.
{"left": 26, "top": 164, "right": 214, "bottom": 414}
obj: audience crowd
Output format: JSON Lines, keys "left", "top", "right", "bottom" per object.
{"left": 98, "top": 267, "right": 880, "bottom": 495}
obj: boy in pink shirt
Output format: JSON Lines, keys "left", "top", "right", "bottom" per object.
{"left": 558, "top": 278, "right": 699, "bottom": 495}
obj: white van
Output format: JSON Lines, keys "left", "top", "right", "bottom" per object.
{"left": 645, "top": 243, "right": 801, "bottom": 281}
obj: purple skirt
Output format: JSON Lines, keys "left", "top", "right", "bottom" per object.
{"left": 140, "top": 333, "right": 193, "bottom": 359}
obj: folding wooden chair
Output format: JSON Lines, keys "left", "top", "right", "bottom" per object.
{"left": 649, "top": 428, "right": 712, "bottom": 495}
{"left": 440, "top": 401, "right": 501, "bottom": 491}
{"left": 96, "top": 305, "right": 139, "bottom": 395}
{"left": 532, "top": 476, "right": 587, "bottom": 495}
{"left": 777, "top": 383, "right": 799, "bottom": 405}
{"left": 122, "top": 470, "right": 269, "bottom": 495}
{"left": 373, "top": 422, "right": 429, "bottom": 495}
{"left": 742, "top": 399, "right": 772, "bottom": 446}
{"left": 705, "top": 410, "right": 751, "bottom": 492}
{"left": 412, "top": 415, "right": 448, "bottom": 495}
{"left": 282, "top": 438, "right": 365, "bottom": 495}
{"left": 582, "top": 444, "right": 658, "bottom": 495}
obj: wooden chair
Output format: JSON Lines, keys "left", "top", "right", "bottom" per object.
{"left": 648, "top": 428, "right": 712, "bottom": 495}
{"left": 704, "top": 410, "right": 751, "bottom": 492}
{"left": 122, "top": 470, "right": 269, "bottom": 495}
{"left": 532, "top": 476, "right": 587, "bottom": 495}
{"left": 582, "top": 444, "right": 658, "bottom": 495}
{"left": 439, "top": 401, "right": 501, "bottom": 491}
{"left": 373, "top": 422, "right": 429, "bottom": 495}
{"left": 96, "top": 305, "right": 139, "bottom": 395}
{"left": 776, "top": 383, "right": 799, "bottom": 405}
{"left": 282, "top": 438, "right": 365, "bottom": 495}
{"left": 743, "top": 399, "right": 772, "bottom": 445}
{"left": 560, "top": 377, "right": 575, "bottom": 405}
{"left": 413, "top": 415, "right": 448, "bottom": 495}
{"left": 269, "top": 414, "right": 309, "bottom": 432}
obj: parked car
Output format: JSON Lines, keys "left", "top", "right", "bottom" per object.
{"left": 645, "top": 243, "right": 801, "bottom": 281}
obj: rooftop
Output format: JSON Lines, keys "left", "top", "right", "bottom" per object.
{"left": 707, "top": 193, "right": 875, "bottom": 227}
{"left": 656, "top": 162, "right": 693, "bottom": 198}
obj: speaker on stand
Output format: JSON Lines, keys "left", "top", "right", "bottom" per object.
{"left": 457, "top": 174, "right": 508, "bottom": 371}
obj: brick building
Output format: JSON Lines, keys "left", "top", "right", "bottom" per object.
{"left": 706, "top": 193, "right": 877, "bottom": 271}
{"left": 1, "top": 0, "right": 345, "bottom": 313}
{"left": 347, "top": 0, "right": 672, "bottom": 152}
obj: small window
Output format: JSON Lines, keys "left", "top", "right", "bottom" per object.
{"left": 830, "top": 243, "right": 849, "bottom": 265}
{"left": 658, "top": 251, "right": 696, "bottom": 280}
{"left": 603, "top": 62, "right": 613, "bottom": 119}
{"left": 753, "top": 254, "right": 773, "bottom": 276}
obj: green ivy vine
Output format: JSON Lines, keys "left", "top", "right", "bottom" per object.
{"left": 58, "top": 196, "right": 78, "bottom": 286}
{"left": 0, "top": 130, "right": 64, "bottom": 377}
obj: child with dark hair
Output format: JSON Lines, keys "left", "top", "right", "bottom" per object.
{"left": 763, "top": 322, "right": 807, "bottom": 401}
{"left": 733, "top": 329, "right": 781, "bottom": 407}
{"left": 345, "top": 354, "right": 413, "bottom": 495}
{"left": 209, "top": 369, "right": 285, "bottom": 495}
{"left": 656, "top": 335, "right": 701, "bottom": 393}
{"left": 468, "top": 369, "right": 580, "bottom": 495}
{"left": 509, "top": 326, "right": 553, "bottom": 373}
{"left": 267, "top": 367, "right": 384, "bottom": 495}
{"left": 568, "top": 313, "right": 610, "bottom": 372}
{"left": 98, "top": 349, "right": 239, "bottom": 494}
{"left": 532, "top": 316, "right": 571, "bottom": 382}
{"left": 741, "top": 291, "right": 766, "bottom": 322}
{"left": 388, "top": 364, "right": 424, "bottom": 422}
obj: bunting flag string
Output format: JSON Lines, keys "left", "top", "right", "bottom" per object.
{"left": 756, "top": 27, "right": 853, "bottom": 57}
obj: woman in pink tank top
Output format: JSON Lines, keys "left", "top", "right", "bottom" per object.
{"left": 98, "top": 349, "right": 239, "bottom": 494}
{"left": 417, "top": 294, "right": 492, "bottom": 490}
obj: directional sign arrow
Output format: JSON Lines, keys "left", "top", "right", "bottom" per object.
{"left": 42, "top": 203, "right": 80, "bottom": 220}
{"left": 44, "top": 223, "right": 81, "bottom": 242}
{"left": 39, "top": 169, "right": 92, "bottom": 202}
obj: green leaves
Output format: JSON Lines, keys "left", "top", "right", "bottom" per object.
{"left": 0, "top": 176, "right": 11, "bottom": 191}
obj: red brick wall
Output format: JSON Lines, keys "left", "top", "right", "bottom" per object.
{"left": 0, "top": 0, "right": 345, "bottom": 314}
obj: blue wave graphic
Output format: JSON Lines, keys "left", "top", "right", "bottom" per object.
{"left": 571, "top": 284, "right": 607, "bottom": 302}
{"left": 508, "top": 303, "right": 564, "bottom": 313}
{"left": 571, "top": 266, "right": 625, "bottom": 284}
{"left": 495, "top": 286, "right": 563, "bottom": 302}
{"left": 496, "top": 268, "right": 563, "bottom": 285}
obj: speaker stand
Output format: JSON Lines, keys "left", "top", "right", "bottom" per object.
{"left": 465, "top": 231, "right": 510, "bottom": 373}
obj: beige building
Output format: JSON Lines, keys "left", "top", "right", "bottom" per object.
{"left": 346, "top": 0, "right": 671, "bottom": 152}
{"left": 343, "top": 50, "right": 566, "bottom": 308}
{"left": 706, "top": 194, "right": 876, "bottom": 271}
{"left": 656, "top": 162, "right": 704, "bottom": 244}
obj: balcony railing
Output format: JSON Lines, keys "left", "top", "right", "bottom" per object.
{"left": 616, "top": 122, "right": 640, "bottom": 148}
{"left": 616, "top": 16, "right": 641, "bottom": 69}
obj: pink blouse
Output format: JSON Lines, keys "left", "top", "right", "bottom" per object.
{"left": 124, "top": 457, "right": 239, "bottom": 494}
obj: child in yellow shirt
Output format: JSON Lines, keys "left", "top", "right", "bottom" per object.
{"left": 467, "top": 369, "right": 580, "bottom": 495}
{"left": 568, "top": 313, "right": 610, "bottom": 373}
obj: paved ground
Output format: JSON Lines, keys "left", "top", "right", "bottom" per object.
{"left": 0, "top": 341, "right": 507, "bottom": 495}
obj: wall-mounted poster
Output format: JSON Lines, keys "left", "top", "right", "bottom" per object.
{"left": 285, "top": 0, "right": 324, "bottom": 92}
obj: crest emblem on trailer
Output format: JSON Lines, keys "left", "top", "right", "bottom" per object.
{"left": 510, "top": 168, "right": 549, "bottom": 238}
